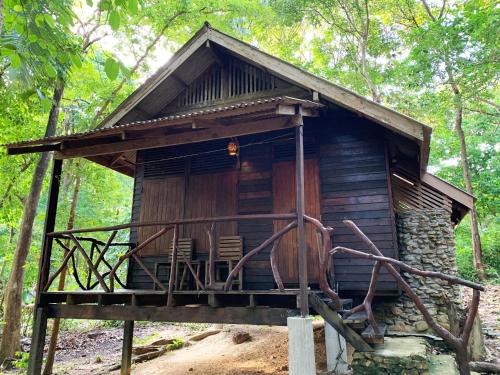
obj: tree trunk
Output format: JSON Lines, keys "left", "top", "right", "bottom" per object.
{"left": 0, "top": 79, "right": 65, "bottom": 362}
{"left": 43, "top": 175, "right": 80, "bottom": 375}
{"left": 451, "top": 86, "right": 486, "bottom": 280}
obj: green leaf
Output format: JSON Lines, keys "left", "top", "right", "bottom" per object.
{"left": 41, "top": 97, "right": 52, "bottom": 112}
{"left": 128, "top": 0, "right": 138, "bottom": 14}
{"left": 44, "top": 14, "right": 56, "bottom": 29}
{"left": 70, "top": 54, "right": 83, "bottom": 69}
{"left": 46, "top": 64, "right": 57, "bottom": 78}
{"left": 108, "top": 10, "right": 120, "bottom": 31}
{"left": 119, "top": 62, "right": 131, "bottom": 78}
{"left": 104, "top": 57, "right": 119, "bottom": 80}
{"left": 86, "top": 0, "right": 93, "bottom": 6}
{"left": 59, "top": 53, "right": 70, "bottom": 64}
{"left": 13, "top": 5, "right": 23, "bottom": 12}
{"left": 35, "top": 14, "right": 44, "bottom": 27}
{"left": 11, "top": 53, "right": 21, "bottom": 68}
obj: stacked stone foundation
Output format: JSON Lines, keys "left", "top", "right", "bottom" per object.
{"left": 375, "top": 209, "right": 461, "bottom": 334}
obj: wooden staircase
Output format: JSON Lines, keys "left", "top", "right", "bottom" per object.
{"left": 309, "top": 293, "right": 387, "bottom": 352}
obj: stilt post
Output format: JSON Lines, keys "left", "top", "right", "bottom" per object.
{"left": 295, "top": 106, "right": 308, "bottom": 316}
{"left": 325, "top": 322, "right": 349, "bottom": 373}
{"left": 121, "top": 320, "right": 134, "bottom": 375}
{"left": 28, "top": 158, "right": 62, "bottom": 374}
{"left": 27, "top": 308, "right": 48, "bottom": 375}
{"left": 287, "top": 316, "right": 316, "bottom": 375}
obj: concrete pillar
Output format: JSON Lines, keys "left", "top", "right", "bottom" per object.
{"left": 325, "top": 322, "right": 349, "bottom": 373}
{"left": 287, "top": 316, "right": 316, "bottom": 375}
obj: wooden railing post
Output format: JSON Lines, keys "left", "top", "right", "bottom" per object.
{"left": 206, "top": 222, "right": 216, "bottom": 290}
{"left": 167, "top": 224, "right": 179, "bottom": 307}
{"left": 295, "top": 107, "right": 309, "bottom": 317}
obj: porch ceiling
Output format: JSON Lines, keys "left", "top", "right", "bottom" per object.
{"left": 4, "top": 96, "right": 323, "bottom": 177}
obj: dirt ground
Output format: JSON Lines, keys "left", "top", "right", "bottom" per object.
{"left": 45, "top": 323, "right": 326, "bottom": 375}
{"left": 116, "top": 325, "right": 326, "bottom": 375}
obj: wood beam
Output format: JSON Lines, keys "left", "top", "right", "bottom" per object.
{"left": 295, "top": 108, "right": 308, "bottom": 317}
{"left": 308, "top": 294, "right": 373, "bottom": 352}
{"left": 58, "top": 117, "right": 293, "bottom": 159}
{"left": 37, "top": 159, "right": 63, "bottom": 301}
{"left": 7, "top": 143, "right": 60, "bottom": 155}
{"left": 46, "top": 304, "right": 299, "bottom": 326}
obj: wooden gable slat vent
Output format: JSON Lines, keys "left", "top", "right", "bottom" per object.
{"left": 391, "top": 170, "right": 452, "bottom": 213}
{"left": 142, "top": 140, "right": 237, "bottom": 179}
{"left": 143, "top": 148, "right": 186, "bottom": 178}
{"left": 176, "top": 58, "right": 279, "bottom": 109}
{"left": 190, "top": 139, "right": 236, "bottom": 174}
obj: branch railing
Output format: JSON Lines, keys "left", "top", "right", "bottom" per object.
{"left": 42, "top": 214, "right": 483, "bottom": 374}
{"left": 329, "top": 220, "right": 483, "bottom": 375}
{"left": 42, "top": 214, "right": 306, "bottom": 299}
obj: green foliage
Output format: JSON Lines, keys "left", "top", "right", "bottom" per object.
{"left": 0, "top": 0, "right": 497, "bottom": 345}
{"left": 13, "top": 351, "right": 30, "bottom": 369}
{"left": 166, "top": 338, "right": 184, "bottom": 350}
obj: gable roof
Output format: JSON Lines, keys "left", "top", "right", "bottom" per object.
{"left": 98, "top": 22, "right": 432, "bottom": 173}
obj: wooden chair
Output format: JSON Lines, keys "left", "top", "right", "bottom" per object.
{"left": 154, "top": 238, "right": 201, "bottom": 291}
{"left": 205, "top": 236, "right": 243, "bottom": 290}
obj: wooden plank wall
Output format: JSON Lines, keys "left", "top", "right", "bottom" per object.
{"left": 272, "top": 159, "right": 321, "bottom": 284}
{"left": 127, "top": 122, "right": 399, "bottom": 295}
{"left": 318, "top": 120, "right": 399, "bottom": 295}
{"left": 184, "top": 172, "right": 238, "bottom": 253}
{"left": 237, "top": 144, "right": 275, "bottom": 290}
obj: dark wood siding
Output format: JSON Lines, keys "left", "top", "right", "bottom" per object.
{"left": 318, "top": 121, "right": 398, "bottom": 294}
{"left": 237, "top": 144, "right": 275, "bottom": 290}
{"left": 127, "top": 123, "right": 399, "bottom": 294}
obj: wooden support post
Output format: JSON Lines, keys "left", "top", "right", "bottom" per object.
{"left": 27, "top": 308, "right": 48, "bottom": 375}
{"left": 121, "top": 320, "right": 134, "bottom": 375}
{"left": 37, "top": 158, "right": 62, "bottom": 300}
{"left": 295, "top": 107, "right": 309, "bottom": 317}
{"left": 167, "top": 225, "right": 179, "bottom": 307}
{"left": 28, "top": 159, "right": 62, "bottom": 374}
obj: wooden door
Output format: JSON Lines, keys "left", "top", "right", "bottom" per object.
{"left": 184, "top": 171, "right": 238, "bottom": 254}
{"left": 272, "top": 159, "right": 321, "bottom": 284}
{"left": 138, "top": 177, "right": 185, "bottom": 255}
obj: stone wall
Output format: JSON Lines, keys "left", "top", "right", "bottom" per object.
{"left": 376, "top": 209, "right": 461, "bottom": 334}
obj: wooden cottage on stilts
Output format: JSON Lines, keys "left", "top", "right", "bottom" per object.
{"left": 5, "top": 23, "right": 476, "bottom": 374}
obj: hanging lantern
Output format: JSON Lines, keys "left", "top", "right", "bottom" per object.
{"left": 227, "top": 139, "right": 238, "bottom": 156}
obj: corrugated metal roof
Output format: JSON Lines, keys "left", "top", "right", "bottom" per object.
{"left": 5, "top": 96, "right": 321, "bottom": 148}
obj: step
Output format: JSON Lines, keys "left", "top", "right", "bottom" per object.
{"left": 428, "top": 354, "right": 481, "bottom": 375}
{"left": 321, "top": 297, "right": 353, "bottom": 310}
{"left": 429, "top": 355, "right": 458, "bottom": 375}
{"left": 343, "top": 311, "right": 368, "bottom": 324}
{"left": 361, "top": 323, "right": 387, "bottom": 345}
{"left": 352, "top": 337, "right": 428, "bottom": 374}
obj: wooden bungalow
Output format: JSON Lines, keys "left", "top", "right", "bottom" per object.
{"left": 5, "top": 23, "right": 474, "bottom": 374}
